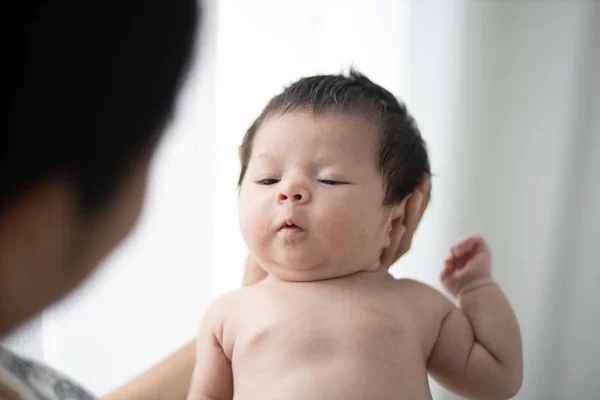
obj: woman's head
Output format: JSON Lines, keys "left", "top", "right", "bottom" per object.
{"left": 1, "top": 0, "right": 199, "bottom": 335}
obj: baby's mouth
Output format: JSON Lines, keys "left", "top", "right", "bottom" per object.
{"left": 278, "top": 218, "right": 304, "bottom": 232}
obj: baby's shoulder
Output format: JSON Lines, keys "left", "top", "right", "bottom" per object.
{"left": 204, "top": 284, "right": 268, "bottom": 318}
{"left": 390, "top": 278, "right": 455, "bottom": 354}
{"left": 393, "top": 277, "right": 439, "bottom": 294}
{"left": 392, "top": 278, "right": 454, "bottom": 316}
{"left": 206, "top": 286, "right": 255, "bottom": 311}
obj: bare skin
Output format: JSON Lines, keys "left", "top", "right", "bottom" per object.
{"left": 187, "top": 113, "right": 522, "bottom": 400}
{"left": 103, "top": 177, "right": 431, "bottom": 400}
{"left": 106, "top": 114, "right": 433, "bottom": 400}
{"left": 188, "top": 235, "right": 522, "bottom": 400}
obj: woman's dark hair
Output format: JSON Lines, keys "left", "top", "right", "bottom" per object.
{"left": 5, "top": 0, "right": 200, "bottom": 213}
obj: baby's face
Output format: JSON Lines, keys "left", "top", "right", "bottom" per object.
{"left": 238, "top": 112, "right": 396, "bottom": 281}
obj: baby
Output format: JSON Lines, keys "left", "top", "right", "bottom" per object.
{"left": 187, "top": 71, "right": 523, "bottom": 400}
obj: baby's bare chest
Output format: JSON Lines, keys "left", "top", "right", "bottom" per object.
{"left": 228, "top": 284, "right": 425, "bottom": 367}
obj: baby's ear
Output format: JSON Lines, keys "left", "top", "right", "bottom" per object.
{"left": 390, "top": 195, "right": 409, "bottom": 222}
{"left": 381, "top": 177, "right": 431, "bottom": 268}
{"left": 384, "top": 196, "right": 409, "bottom": 242}
{"left": 380, "top": 195, "right": 410, "bottom": 268}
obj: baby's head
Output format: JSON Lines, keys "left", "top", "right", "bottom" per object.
{"left": 238, "top": 70, "right": 430, "bottom": 282}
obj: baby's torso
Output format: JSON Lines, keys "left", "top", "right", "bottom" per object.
{"left": 222, "top": 274, "right": 441, "bottom": 400}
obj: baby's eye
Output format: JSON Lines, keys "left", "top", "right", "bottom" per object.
{"left": 318, "top": 179, "right": 346, "bottom": 186}
{"left": 258, "top": 178, "right": 279, "bottom": 185}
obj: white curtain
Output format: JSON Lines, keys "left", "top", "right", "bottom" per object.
{"left": 4, "top": 1, "right": 599, "bottom": 398}
{"left": 214, "top": 1, "right": 600, "bottom": 397}
{"left": 410, "top": 2, "right": 599, "bottom": 398}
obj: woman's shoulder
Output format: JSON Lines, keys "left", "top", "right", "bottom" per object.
{"left": 0, "top": 346, "right": 97, "bottom": 400}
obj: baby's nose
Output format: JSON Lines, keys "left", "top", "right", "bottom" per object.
{"left": 276, "top": 181, "right": 311, "bottom": 204}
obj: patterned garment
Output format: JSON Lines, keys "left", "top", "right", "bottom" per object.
{"left": 0, "top": 346, "right": 96, "bottom": 400}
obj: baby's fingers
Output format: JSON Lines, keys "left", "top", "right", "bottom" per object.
{"left": 451, "top": 233, "right": 490, "bottom": 258}
{"left": 440, "top": 257, "right": 454, "bottom": 280}
{"left": 451, "top": 237, "right": 474, "bottom": 257}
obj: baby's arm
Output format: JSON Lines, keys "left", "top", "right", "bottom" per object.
{"left": 428, "top": 234, "right": 523, "bottom": 399}
{"left": 186, "top": 298, "right": 233, "bottom": 400}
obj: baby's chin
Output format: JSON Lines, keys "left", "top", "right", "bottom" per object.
{"left": 264, "top": 261, "right": 373, "bottom": 283}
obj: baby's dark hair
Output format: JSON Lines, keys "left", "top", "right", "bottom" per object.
{"left": 238, "top": 69, "right": 431, "bottom": 206}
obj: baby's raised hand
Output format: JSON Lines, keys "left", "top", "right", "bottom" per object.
{"left": 441, "top": 233, "right": 492, "bottom": 298}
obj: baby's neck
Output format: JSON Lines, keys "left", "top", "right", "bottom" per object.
{"left": 263, "top": 264, "right": 394, "bottom": 284}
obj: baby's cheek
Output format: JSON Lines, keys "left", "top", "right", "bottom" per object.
{"left": 328, "top": 203, "right": 387, "bottom": 258}
{"left": 241, "top": 213, "right": 262, "bottom": 240}
{"left": 241, "top": 201, "right": 275, "bottom": 253}
{"left": 324, "top": 211, "right": 368, "bottom": 249}
{"left": 239, "top": 202, "right": 261, "bottom": 244}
